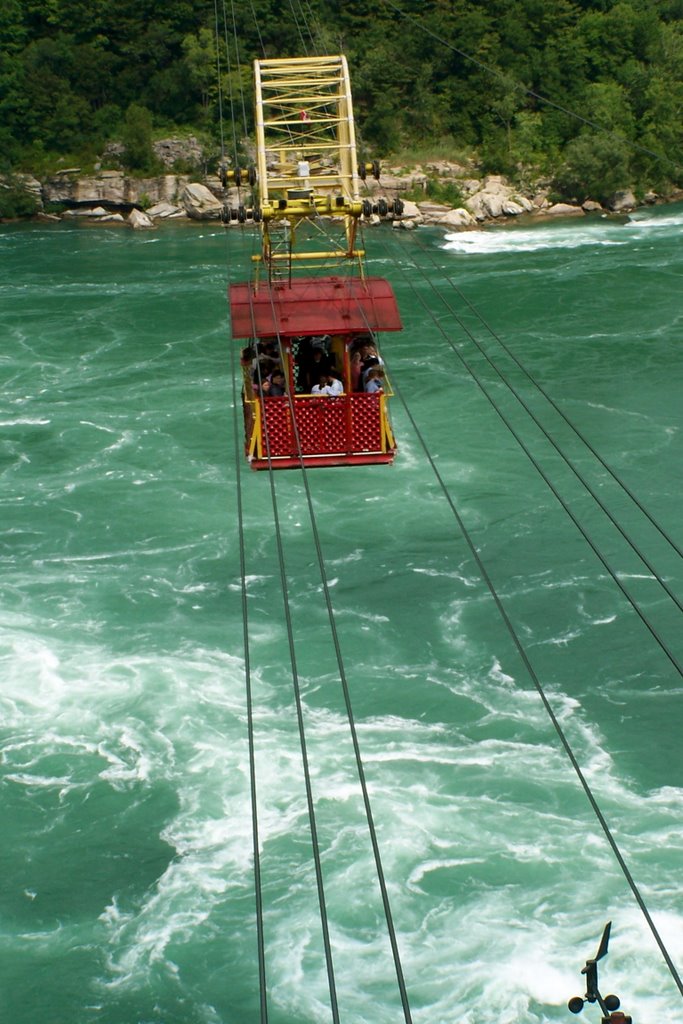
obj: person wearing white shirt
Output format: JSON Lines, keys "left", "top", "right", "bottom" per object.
{"left": 311, "top": 373, "right": 344, "bottom": 396}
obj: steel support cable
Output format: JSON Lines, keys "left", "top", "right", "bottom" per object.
{"left": 216, "top": 8, "right": 271, "bottom": 1019}
{"left": 266, "top": 303, "right": 414, "bottom": 1024}
{"left": 344, "top": 267, "right": 683, "bottom": 990}
{"left": 396, "top": 229, "right": 683, "bottom": 565}
{"left": 385, "top": 368, "right": 683, "bottom": 1000}
{"left": 213, "top": 0, "right": 227, "bottom": 167}
{"left": 345, "top": 268, "right": 683, "bottom": 1000}
{"left": 380, "top": 232, "right": 683, "bottom": 616}
{"left": 381, "top": 244, "right": 683, "bottom": 680}
{"left": 245, "top": 0, "right": 266, "bottom": 60}
{"left": 238, "top": 18, "right": 412, "bottom": 1014}
{"left": 229, "top": 0, "right": 251, "bottom": 141}
{"left": 228, "top": 307, "right": 269, "bottom": 1024}
{"left": 220, "top": 0, "right": 240, "bottom": 171}
{"left": 381, "top": 0, "right": 683, "bottom": 177}
{"left": 254, "top": 285, "right": 414, "bottom": 1024}
{"left": 287, "top": 0, "right": 311, "bottom": 54}
{"left": 248, "top": 311, "right": 342, "bottom": 1024}
{"left": 297, "top": 0, "right": 322, "bottom": 50}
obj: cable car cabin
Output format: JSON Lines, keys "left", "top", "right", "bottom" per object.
{"left": 230, "top": 276, "right": 402, "bottom": 470}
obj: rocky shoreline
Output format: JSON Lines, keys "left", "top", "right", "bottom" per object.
{"left": 5, "top": 156, "right": 680, "bottom": 232}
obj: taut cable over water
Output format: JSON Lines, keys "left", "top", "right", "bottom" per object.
{"left": 215, "top": 1, "right": 683, "bottom": 1019}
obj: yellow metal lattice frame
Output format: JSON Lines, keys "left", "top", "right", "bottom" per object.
{"left": 253, "top": 55, "right": 365, "bottom": 277}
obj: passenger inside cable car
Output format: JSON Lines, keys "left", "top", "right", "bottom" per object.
{"left": 243, "top": 333, "right": 386, "bottom": 399}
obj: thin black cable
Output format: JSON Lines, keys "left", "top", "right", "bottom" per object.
{"left": 218, "top": 8, "right": 270, "bottom": 1018}
{"left": 388, "top": 230, "right": 683, "bottom": 616}
{"left": 349, "top": 263, "right": 683, "bottom": 996}
{"left": 263, "top": 286, "right": 414, "bottom": 1022}
{"left": 342, "top": 246, "right": 683, "bottom": 993}
{"left": 287, "top": 0, "right": 310, "bottom": 54}
{"left": 382, "top": 0, "right": 683, "bottom": 176}
{"left": 249, "top": 316, "right": 342, "bottom": 1024}
{"left": 213, "top": 0, "right": 226, "bottom": 167}
{"left": 384, "top": 241, "right": 683, "bottom": 678}
{"left": 246, "top": 0, "right": 266, "bottom": 57}
{"left": 431, "top": 259, "right": 683, "bottom": 563}
{"left": 229, "top": 0, "right": 251, "bottom": 141}
{"left": 255, "top": 278, "right": 414, "bottom": 1023}
{"left": 229, "top": 304, "right": 269, "bottom": 1024}
{"left": 220, "top": 0, "right": 240, "bottom": 170}
{"left": 385, "top": 366, "right": 683, "bottom": 1000}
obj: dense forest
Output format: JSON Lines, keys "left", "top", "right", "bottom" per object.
{"left": 2, "top": 0, "right": 683, "bottom": 202}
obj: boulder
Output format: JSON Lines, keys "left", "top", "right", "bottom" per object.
{"left": 544, "top": 203, "right": 584, "bottom": 217}
{"left": 501, "top": 199, "right": 525, "bottom": 216}
{"left": 13, "top": 175, "right": 43, "bottom": 207}
{"left": 181, "top": 182, "right": 223, "bottom": 220}
{"left": 425, "top": 160, "right": 469, "bottom": 176}
{"left": 464, "top": 176, "right": 524, "bottom": 220}
{"left": 608, "top": 189, "right": 636, "bottom": 212}
{"left": 417, "top": 201, "right": 452, "bottom": 219}
{"left": 147, "top": 201, "right": 185, "bottom": 219}
{"left": 437, "top": 207, "right": 476, "bottom": 229}
{"left": 128, "top": 208, "right": 154, "bottom": 230}
{"left": 582, "top": 200, "right": 603, "bottom": 212}
{"left": 62, "top": 206, "right": 109, "bottom": 217}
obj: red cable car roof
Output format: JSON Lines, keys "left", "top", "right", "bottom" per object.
{"left": 229, "top": 276, "right": 402, "bottom": 339}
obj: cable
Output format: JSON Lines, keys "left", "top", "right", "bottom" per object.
{"left": 229, "top": 292, "right": 269, "bottom": 1024}
{"left": 379, "top": 234, "right": 683, "bottom": 677}
{"left": 387, "top": 229, "right": 683, "bottom": 618}
{"left": 224, "top": 0, "right": 682, "bottom": 1006}
{"left": 341, "top": 256, "right": 683, "bottom": 996}
{"left": 386, "top": 365, "right": 683, "bottom": 1000}
{"left": 436, "top": 260, "right": 683, "bottom": 563}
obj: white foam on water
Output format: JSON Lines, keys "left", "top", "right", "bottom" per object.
{"left": 443, "top": 207, "right": 683, "bottom": 257}
{"left": 443, "top": 223, "right": 628, "bottom": 256}
{"left": 3, "top": 616, "right": 683, "bottom": 1022}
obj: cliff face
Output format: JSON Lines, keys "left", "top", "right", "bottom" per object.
{"left": 42, "top": 171, "right": 192, "bottom": 207}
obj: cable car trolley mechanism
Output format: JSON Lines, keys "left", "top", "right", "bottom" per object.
{"left": 228, "top": 55, "right": 404, "bottom": 470}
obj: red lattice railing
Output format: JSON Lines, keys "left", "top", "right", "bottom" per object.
{"left": 259, "top": 394, "right": 386, "bottom": 458}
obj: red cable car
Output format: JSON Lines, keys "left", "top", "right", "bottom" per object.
{"left": 227, "top": 55, "right": 403, "bottom": 470}
{"left": 230, "top": 276, "right": 401, "bottom": 469}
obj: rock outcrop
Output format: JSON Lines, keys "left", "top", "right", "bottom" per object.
{"left": 6, "top": 152, "right": 662, "bottom": 232}
{"left": 42, "top": 171, "right": 189, "bottom": 208}
{"left": 464, "top": 176, "right": 534, "bottom": 220}
{"left": 128, "top": 208, "right": 154, "bottom": 230}
{"left": 181, "top": 182, "right": 224, "bottom": 220}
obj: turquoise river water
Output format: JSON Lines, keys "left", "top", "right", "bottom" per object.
{"left": 1, "top": 206, "right": 682, "bottom": 1024}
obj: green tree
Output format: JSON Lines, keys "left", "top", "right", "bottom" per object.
{"left": 553, "top": 132, "right": 631, "bottom": 203}
{"left": 182, "top": 27, "right": 217, "bottom": 118}
{"left": 121, "top": 103, "right": 155, "bottom": 172}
